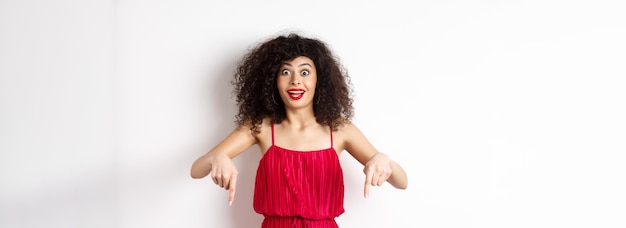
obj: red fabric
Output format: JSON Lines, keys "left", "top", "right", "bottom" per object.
{"left": 254, "top": 124, "right": 344, "bottom": 227}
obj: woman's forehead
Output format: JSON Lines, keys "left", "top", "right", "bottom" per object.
{"left": 281, "top": 56, "right": 315, "bottom": 67}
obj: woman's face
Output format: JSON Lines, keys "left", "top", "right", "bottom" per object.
{"left": 276, "top": 56, "right": 317, "bottom": 109}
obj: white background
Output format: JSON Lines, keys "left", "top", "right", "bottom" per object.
{"left": 1, "top": 0, "right": 625, "bottom": 227}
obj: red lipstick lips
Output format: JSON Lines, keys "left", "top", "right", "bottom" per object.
{"left": 287, "top": 88, "right": 305, "bottom": 100}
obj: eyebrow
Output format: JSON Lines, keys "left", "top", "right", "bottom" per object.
{"left": 281, "top": 62, "right": 313, "bottom": 67}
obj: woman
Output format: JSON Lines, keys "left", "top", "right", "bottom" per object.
{"left": 191, "top": 32, "right": 408, "bottom": 227}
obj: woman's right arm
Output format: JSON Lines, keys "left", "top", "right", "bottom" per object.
{"left": 190, "top": 124, "right": 257, "bottom": 205}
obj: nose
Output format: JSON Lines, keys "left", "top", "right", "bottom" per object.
{"left": 290, "top": 76, "right": 301, "bottom": 85}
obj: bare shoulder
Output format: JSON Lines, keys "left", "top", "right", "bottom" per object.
{"left": 333, "top": 119, "right": 363, "bottom": 137}
{"left": 332, "top": 119, "right": 379, "bottom": 164}
{"left": 332, "top": 120, "right": 368, "bottom": 153}
{"left": 230, "top": 118, "right": 269, "bottom": 143}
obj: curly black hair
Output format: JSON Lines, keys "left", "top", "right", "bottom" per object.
{"left": 232, "top": 33, "right": 353, "bottom": 134}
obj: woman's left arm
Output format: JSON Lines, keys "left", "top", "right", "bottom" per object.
{"left": 341, "top": 123, "right": 408, "bottom": 197}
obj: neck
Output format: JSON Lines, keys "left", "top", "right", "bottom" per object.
{"left": 283, "top": 107, "right": 317, "bottom": 128}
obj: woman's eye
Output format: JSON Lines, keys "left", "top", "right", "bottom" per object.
{"left": 301, "top": 70, "right": 309, "bottom": 76}
{"left": 281, "top": 69, "right": 290, "bottom": 75}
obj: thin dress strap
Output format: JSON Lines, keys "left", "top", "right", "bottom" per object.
{"left": 329, "top": 126, "right": 333, "bottom": 148}
{"left": 271, "top": 123, "right": 275, "bottom": 145}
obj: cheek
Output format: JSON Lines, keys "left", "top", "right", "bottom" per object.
{"left": 307, "top": 76, "right": 318, "bottom": 89}
{"left": 276, "top": 77, "right": 288, "bottom": 88}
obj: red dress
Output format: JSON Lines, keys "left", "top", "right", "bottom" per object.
{"left": 254, "top": 124, "right": 345, "bottom": 227}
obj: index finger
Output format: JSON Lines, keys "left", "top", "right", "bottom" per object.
{"left": 364, "top": 170, "right": 372, "bottom": 198}
{"left": 228, "top": 173, "right": 237, "bottom": 206}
